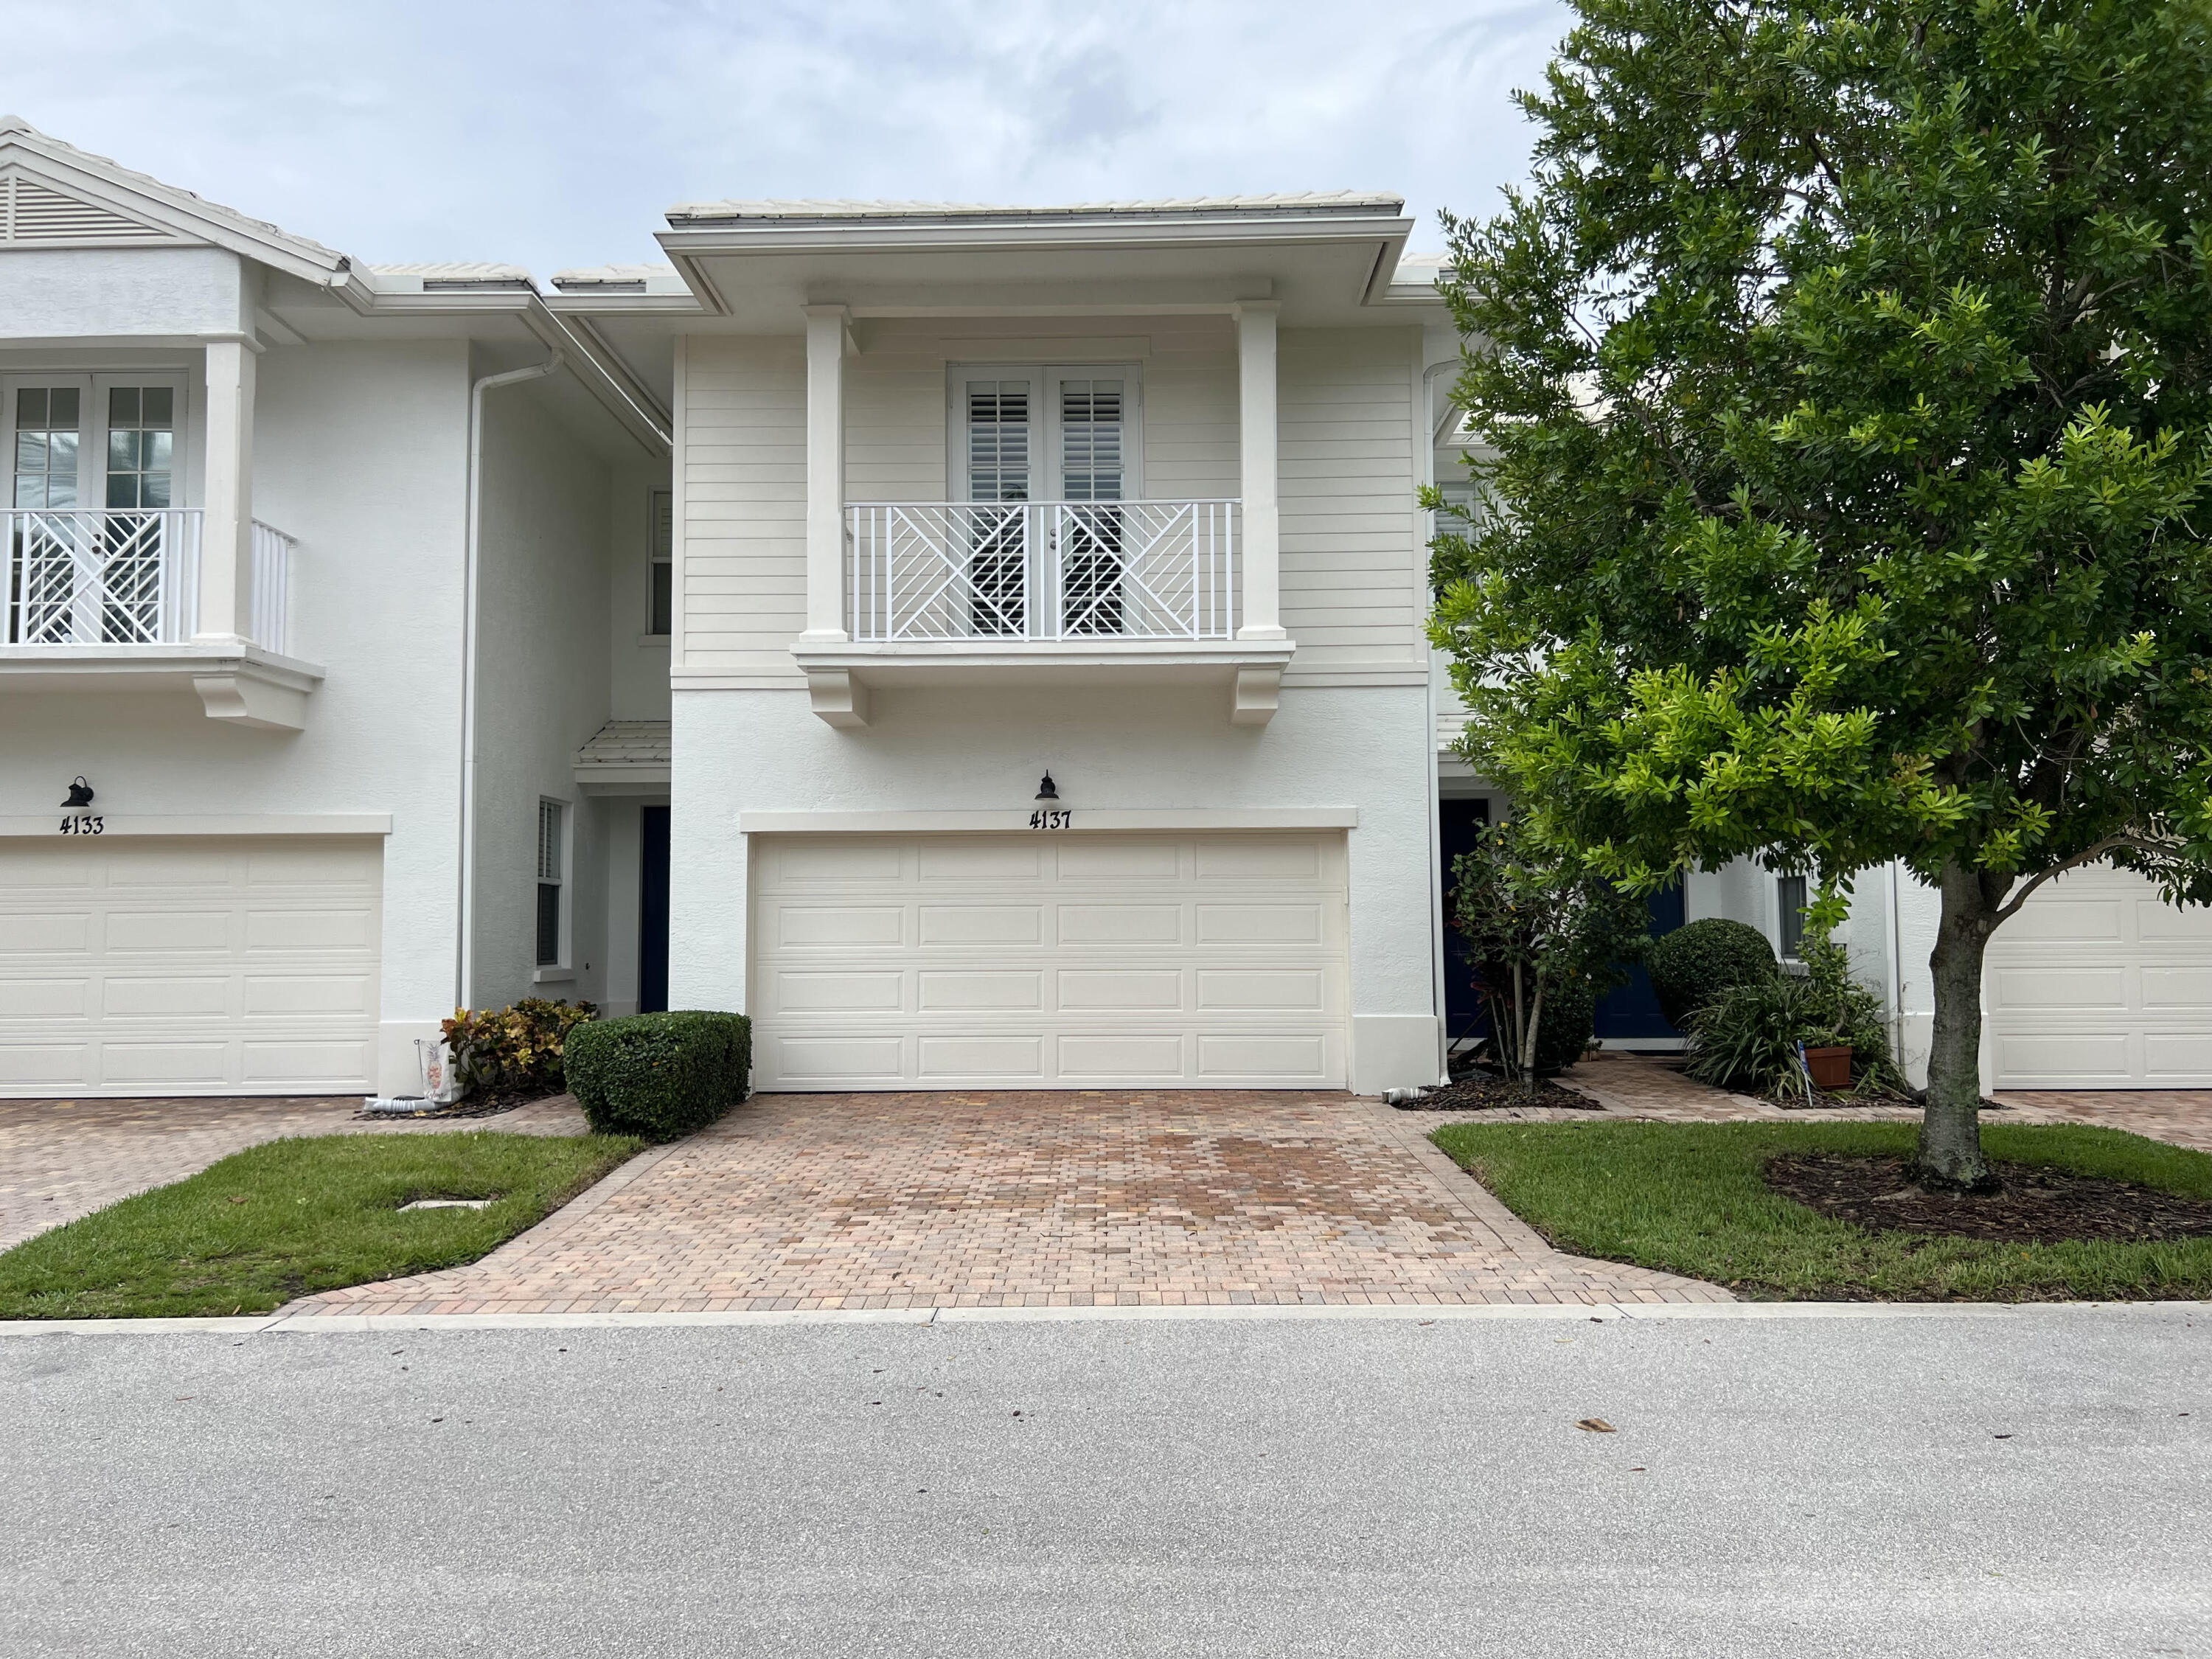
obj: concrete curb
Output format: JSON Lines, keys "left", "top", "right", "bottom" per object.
{"left": 3, "top": 1300, "right": 2206, "bottom": 1335}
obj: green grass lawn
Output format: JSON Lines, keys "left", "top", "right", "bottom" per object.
{"left": 0, "top": 1130, "right": 640, "bottom": 1320}
{"left": 1431, "top": 1119, "right": 2212, "bottom": 1301}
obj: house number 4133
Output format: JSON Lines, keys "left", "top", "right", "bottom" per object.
{"left": 58, "top": 814, "right": 105, "bottom": 835}
{"left": 1027, "top": 809, "right": 1072, "bottom": 830}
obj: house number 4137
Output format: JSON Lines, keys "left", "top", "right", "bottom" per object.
{"left": 1027, "top": 809, "right": 1072, "bottom": 830}
{"left": 58, "top": 814, "right": 105, "bottom": 835}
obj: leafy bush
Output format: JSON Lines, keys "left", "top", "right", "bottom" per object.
{"left": 1686, "top": 934, "right": 1905, "bottom": 1102}
{"left": 564, "top": 1010, "right": 752, "bottom": 1141}
{"left": 1646, "top": 919, "right": 1778, "bottom": 1030}
{"left": 442, "top": 998, "right": 597, "bottom": 1099}
{"left": 1531, "top": 975, "right": 1597, "bottom": 1076}
{"left": 1448, "top": 817, "right": 1647, "bottom": 1082}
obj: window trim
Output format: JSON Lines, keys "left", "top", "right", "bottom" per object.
{"left": 536, "top": 798, "right": 570, "bottom": 970}
{"left": 944, "top": 363, "right": 1144, "bottom": 501}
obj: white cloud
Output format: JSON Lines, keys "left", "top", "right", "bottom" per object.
{"left": 0, "top": 0, "right": 1568, "bottom": 274}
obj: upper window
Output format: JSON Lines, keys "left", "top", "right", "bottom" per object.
{"left": 13, "top": 387, "right": 80, "bottom": 508}
{"left": 4, "top": 377, "right": 182, "bottom": 512}
{"left": 647, "top": 489, "right": 672, "bottom": 636}
{"left": 104, "top": 386, "right": 174, "bottom": 509}
{"left": 948, "top": 366, "right": 1141, "bottom": 503}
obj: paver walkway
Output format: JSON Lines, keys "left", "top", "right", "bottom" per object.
{"left": 285, "top": 1091, "right": 1731, "bottom": 1314}
{"left": 0, "top": 1093, "right": 586, "bottom": 1251}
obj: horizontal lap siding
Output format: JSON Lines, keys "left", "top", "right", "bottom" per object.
{"left": 683, "top": 337, "right": 807, "bottom": 681}
{"left": 1279, "top": 329, "right": 1420, "bottom": 671}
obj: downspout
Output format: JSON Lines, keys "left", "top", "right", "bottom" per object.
{"left": 1421, "top": 355, "right": 1458, "bottom": 1084}
{"left": 1885, "top": 858, "right": 1906, "bottom": 1064}
{"left": 455, "top": 349, "right": 563, "bottom": 1011}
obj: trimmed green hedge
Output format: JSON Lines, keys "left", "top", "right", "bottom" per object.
{"left": 564, "top": 1011, "right": 751, "bottom": 1141}
{"left": 1645, "top": 918, "right": 1778, "bottom": 1031}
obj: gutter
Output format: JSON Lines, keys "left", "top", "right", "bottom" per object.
{"left": 455, "top": 348, "right": 563, "bottom": 1011}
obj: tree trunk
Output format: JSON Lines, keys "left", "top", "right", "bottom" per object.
{"left": 1918, "top": 860, "right": 1999, "bottom": 1192}
{"left": 1520, "top": 978, "right": 1546, "bottom": 1093}
{"left": 1506, "top": 961, "right": 1526, "bottom": 1082}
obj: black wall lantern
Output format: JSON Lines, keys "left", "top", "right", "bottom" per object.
{"left": 60, "top": 776, "right": 94, "bottom": 809}
{"left": 1034, "top": 771, "right": 1059, "bottom": 802}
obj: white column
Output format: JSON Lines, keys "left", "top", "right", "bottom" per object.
{"left": 1234, "top": 302, "right": 1284, "bottom": 640}
{"left": 195, "top": 338, "right": 257, "bottom": 646}
{"left": 800, "top": 305, "right": 850, "bottom": 643}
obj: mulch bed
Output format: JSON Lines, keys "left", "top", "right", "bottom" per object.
{"left": 1394, "top": 1074, "right": 1605, "bottom": 1112}
{"left": 1764, "top": 1152, "right": 2212, "bottom": 1245}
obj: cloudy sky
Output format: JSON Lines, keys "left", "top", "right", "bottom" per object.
{"left": 1, "top": 0, "right": 1569, "bottom": 276}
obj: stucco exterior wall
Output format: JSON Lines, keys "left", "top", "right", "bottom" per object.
{"left": 0, "top": 338, "right": 473, "bottom": 1093}
{"left": 468, "top": 378, "right": 614, "bottom": 1014}
{"left": 0, "top": 246, "right": 251, "bottom": 340}
{"left": 668, "top": 681, "right": 1441, "bottom": 1091}
{"left": 608, "top": 459, "right": 672, "bottom": 721}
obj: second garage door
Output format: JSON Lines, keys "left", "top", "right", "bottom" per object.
{"left": 750, "top": 832, "right": 1349, "bottom": 1090}
{"left": 1985, "top": 863, "right": 2212, "bottom": 1088}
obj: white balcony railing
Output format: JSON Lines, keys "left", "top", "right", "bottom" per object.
{"left": 847, "top": 500, "right": 1238, "bottom": 644}
{"left": 2, "top": 509, "right": 295, "bottom": 653}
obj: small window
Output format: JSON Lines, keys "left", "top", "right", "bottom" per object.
{"left": 1776, "top": 874, "right": 1807, "bottom": 961}
{"left": 536, "top": 800, "right": 566, "bottom": 967}
{"left": 648, "top": 490, "right": 673, "bottom": 636}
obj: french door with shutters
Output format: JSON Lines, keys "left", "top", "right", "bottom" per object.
{"left": 4, "top": 374, "right": 187, "bottom": 644}
{"left": 947, "top": 365, "right": 1142, "bottom": 639}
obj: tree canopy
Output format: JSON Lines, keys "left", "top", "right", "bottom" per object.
{"left": 1431, "top": 0, "right": 2212, "bottom": 1182}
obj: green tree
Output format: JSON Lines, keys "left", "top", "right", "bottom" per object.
{"left": 1448, "top": 817, "right": 1652, "bottom": 1085}
{"left": 1430, "top": 0, "right": 2212, "bottom": 1187}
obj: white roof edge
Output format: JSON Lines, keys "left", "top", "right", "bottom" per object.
{"left": 665, "top": 192, "right": 1407, "bottom": 226}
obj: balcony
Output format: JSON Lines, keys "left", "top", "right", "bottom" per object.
{"left": 795, "top": 497, "right": 1290, "bottom": 727}
{"left": 848, "top": 500, "right": 1238, "bottom": 642}
{"left": 1, "top": 509, "right": 319, "bottom": 728}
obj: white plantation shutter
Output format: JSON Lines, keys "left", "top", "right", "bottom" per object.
{"left": 1057, "top": 380, "right": 1124, "bottom": 502}
{"left": 964, "top": 382, "right": 1033, "bottom": 501}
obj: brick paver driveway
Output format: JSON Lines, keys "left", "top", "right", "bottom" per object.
{"left": 0, "top": 1093, "right": 587, "bottom": 1252}
{"left": 285, "top": 1091, "right": 1730, "bottom": 1315}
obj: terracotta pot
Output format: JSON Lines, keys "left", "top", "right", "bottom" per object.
{"left": 1804, "top": 1045, "right": 1854, "bottom": 1091}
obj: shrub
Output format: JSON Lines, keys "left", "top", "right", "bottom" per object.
{"left": 564, "top": 1010, "right": 752, "bottom": 1141}
{"left": 1685, "top": 934, "right": 1906, "bottom": 1102}
{"left": 1530, "top": 975, "right": 1597, "bottom": 1076}
{"left": 1646, "top": 919, "right": 1778, "bottom": 1030}
{"left": 442, "top": 998, "right": 597, "bottom": 1099}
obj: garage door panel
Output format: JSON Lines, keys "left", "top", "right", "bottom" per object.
{"left": 240, "top": 1040, "right": 375, "bottom": 1085}
{"left": 243, "top": 975, "right": 378, "bottom": 1018}
{"left": 754, "top": 832, "right": 1348, "bottom": 1091}
{"left": 0, "top": 836, "right": 383, "bottom": 1096}
{"left": 1991, "top": 967, "right": 2126, "bottom": 1009}
{"left": 0, "top": 1044, "right": 91, "bottom": 1084}
{"left": 772, "top": 970, "right": 903, "bottom": 1013}
{"left": 776, "top": 841, "right": 903, "bottom": 882}
{"left": 102, "top": 975, "right": 232, "bottom": 1018}
{"left": 917, "top": 841, "right": 1045, "bottom": 882}
{"left": 2139, "top": 903, "right": 2212, "bottom": 942}
{"left": 1993, "top": 1032, "right": 2131, "bottom": 1082}
{"left": 917, "top": 1034, "right": 1046, "bottom": 1078}
{"left": 2146, "top": 1035, "right": 2212, "bottom": 1079}
{"left": 777, "top": 905, "right": 902, "bottom": 947}
{"left": 919, "top": 905, "right": 1043, "bottom": 945}
{"left": 1195, "top": 903, "right": 1324, "bottom": 946}
{"left": 0, "top": 978, "right": 91, "bottom": 1019}
{"left": 9, "top": 914, "right": 92, "bottom": 953}
{"left": 918, "top": 970, "right": 1043, "bottom": 1010}
{"left": 100, "top": 1041, "right": 232, "bottom": 1085}
{"left": 1058, "top": 970, "right": 1182, "bottom": 1012}
{"left": 1055, "top": 840, "right": 1178, "bottom": 880}
{"left": 1197, "top": 970, "right": 1326, "bottom": 1010}
{"left": 2002, "top": 900, "right": 2124, "bottom": 944}
{"left": 2141, "top": 968, "right": 2212, "bottom": 1010}
{"left": 105, "top": 911, "right": 234, "bottom": 953}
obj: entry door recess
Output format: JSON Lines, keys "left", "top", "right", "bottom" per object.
{"left": 750, "top": 832, "right": 1349, "bottom": 1090}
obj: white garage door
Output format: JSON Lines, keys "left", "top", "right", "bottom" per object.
{"left": 751, "top": 832, "right": 1349, "bottom": 1090}
{"left": 1986, "top": 863, "right": 2212, "bottom": 1088}
{"left": 0, "top": 836, "right": 383, "bottom": 1096}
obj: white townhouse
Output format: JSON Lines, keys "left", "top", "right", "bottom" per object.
{"left": 4, "top": 115, "right": 2199, "bottom": 1104}
{"left": 0, "top": 121, "right": 1462, "bottom": 1099}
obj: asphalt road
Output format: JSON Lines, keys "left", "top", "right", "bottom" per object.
{"left": 3, "top": 1308, "right": 2208, "bottom": 1658}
